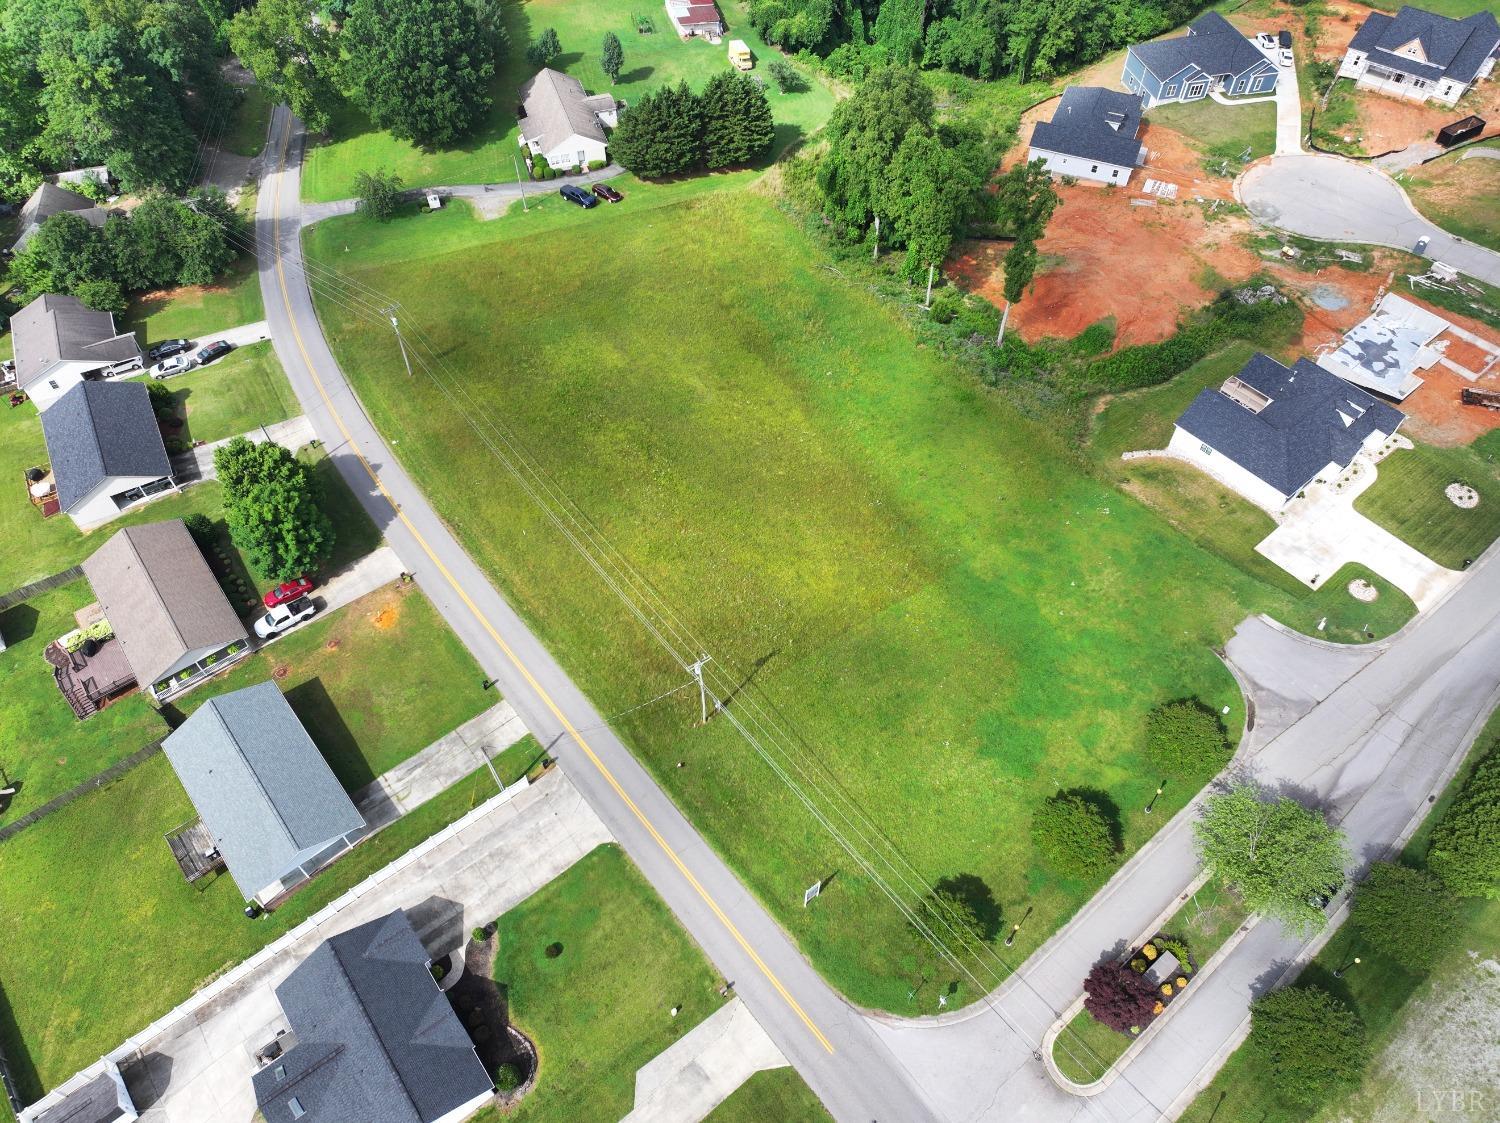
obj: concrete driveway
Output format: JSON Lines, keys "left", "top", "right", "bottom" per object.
{"left": 1239, "top": 154, "right": 1500, "bottom": 286}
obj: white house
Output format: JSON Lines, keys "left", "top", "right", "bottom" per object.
{"left": 11, "top": 293, "right": 142, "bottom": 411}
{"left": 665, "top": 0, "right": 724, "bottom": 40}
{"left": 517, "top": 68, "right": 620, "bottom": 171}
{"left": 1169, "top": 353, "right": 1405, "bottom": 512}
{"left": 1339, "top": 5, "right": 1500, "bottom": 106}
{"left": 40, "top": 381, "right": 177, "bottom": 529}
{"left": 1028, "top": 86, "right": 1147, "bottom": 185}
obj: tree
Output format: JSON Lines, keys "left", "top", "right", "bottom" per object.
{"left": 609, "top": 82, "right": 704, "bottom": 179}
{"left": 601, "top": 31, "right": 624, "bottom": 84}
{"left": 146, "top": 379, "right": 176, "bottom": 423}
{"left": 818, "top": 65, "right": 934, "bottom": 232}
{"left": 1194, "top": 784, "right": 1347, "bottom": 934}
{"left": 1246, "top": 987, "right": 1369, "bottom": 1107}
{"left": 1144, "top": 700, "right": 1231, "bottom": 779}
{"left": 353, "top": 169, "right": 406, "bottom": 221}
{"left": 1082, "top": 962, "right": 1158, "bottom": 1034}
{"left": 214, "top": 438, "right": 335, "bottom": 582}
{"left": 525, "top": 26, "right": 560, "bottom": 68}
{"left": 229, "top": 0, "right": 344, "bottom": 134}
{"left": 700, "top": 72, "right": 775, "bottom": 170}
{"left": 765, "top": 57, "right": 808, "bottom": 92}
{"left": 1000, "top": 235, "right": 1036, "bottom": 307}
{"left": 993, "top": 158, "right": 1059, "bottom": 238}
{"left": 1031, "top": 791, "right": 1118, "bottom": 880}
{"left": 9, "top": 212, "right": 119, "bottom": 305}
{"left": 1350, "top": 862, "right": 1460, "bottom": 948}
{"left": 747, "top": 0, "right": 836, "bottom": 51}
{"left": 879, "top": 129, "right": 981, "bottom": 277}
{"left": 910, "top": 886, "right": 988, "bottom": 947}
{"left": 1428, "top": 748, "right": 1500, "bottom": 898}
{"left": 343, "top": 0, "right": 496, "bottom": 149}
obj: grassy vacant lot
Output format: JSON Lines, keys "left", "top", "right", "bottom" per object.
{"left": 1406, "top": 140, "right": 1500, "bottom": 252}
{"left": 225, "top": 84, "right": 273, "bottom": 158}
{"left": 161, "top": 341, "right": 299, "bottom": 445}
{"left": 301, "top": 0, "right": 834, "bottom": 203}
{"left": 181, "top": 584, "right": 490, "bottom": 790}
{"left": 0, "top": 755, "right": 503, "bottom": 1109}
{"left": 470, "top": 844, "right": 724, "bottom": 1123}
{"left": 121, "top": 255, "right": 264, "bottom": 346}
{"left": 299, "top": 186, "right": 1419, "bottom": 1010}
{"left": 1355, "top": 440, "right": 1500, "bottom": 569}
{"left": 705, "top": 1068, "right": 831, "bottom": 1122}
{"left": 1180, "top": 709, "right": 1500, "bottom": 1123}
{"left": 1089, "top": 344, "right": 1417, "bottom": 642}
{"left": 0, "top": 581, "right": 168, "bottom": 820}
{"left": 1148, "top": 97, "right": 1277, "bottom": 163}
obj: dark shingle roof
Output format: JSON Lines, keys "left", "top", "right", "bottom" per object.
{"left": 40, "top": 381, "right": 170, "bottom": 512}
{"left": 1349, "top": 6, "right": 1500, "bottom": 84}
{"left": 12, "top": 293, "right": 141, "bottom": 389}
{"left": 12, "top": 184, "right": 106, "bottom": 252}
{"left": 1175, "top": 354, "right": 1405, "bottom": 498}
{"left": 253, "top": 911, "right": 492, "bottom": 1123}
{"left": 163, "top": 681, "right": 364, "bottom": 900}
{"left": 30, "top": 1069, "right": 132, "bottom": 1123}
{"left": 1031, "top": 86, "right": 1146, "bottom": 167}
{"left": 80, "top": 519, "right": 248, "bottom": 687}
{"left": 1130, "top": 11, "right": 1269, "bottom": 81}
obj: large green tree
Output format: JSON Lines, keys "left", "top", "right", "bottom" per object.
{"left": 817, "top": 65, "right": 934, "bottom": 232}
{"left": 610, "top": 82, "right": 704, "bottom": 179}
{"left": 601, "top": 31, "right": 624, "bottom": 84}
{"left": 214, "top": 438, "right": 335, "bottom": 582}
{"left": 1031, "top": 791, "right": 1118, "bottom": 880}
{"left": 9, "top": 212, "right": 123, "bottom": 310}
{"left": 228, "top": 0, "right": 344, "bottom": 133}
{"left": 1428, "top": 748, "right": 1500, "bottom": 897}
{"left": 1194, "top": 784, "right": 1347, "bottom": 934}
{"left": 878, "top": 129, "right": 980, "bottom": 276}
{"left": 1350, "top": 861, "right": 1460, "bottom": 947}
{"left": 342, "top": 0, "right": 495, "bottom": 149}
{"left": 1246, "top": 987, "right": 1369, "bottom": 1108}
{"left": 700, "top": 72, "right": 775, "bottom": 170}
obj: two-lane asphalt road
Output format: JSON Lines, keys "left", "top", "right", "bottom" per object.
{"left": 253, "top": 104, "right": 938, "bottom": 1123}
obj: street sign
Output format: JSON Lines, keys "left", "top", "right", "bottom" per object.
{"left": 802, "top": 879, "right": 822, "bottom": 907}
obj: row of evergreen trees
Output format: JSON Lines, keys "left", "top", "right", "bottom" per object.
{"left": 610, "top": 73, "right": 775, "bottom": 179}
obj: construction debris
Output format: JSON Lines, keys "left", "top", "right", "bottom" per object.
{"left": 1232, "top": 284, "right": 1288, "bottom": 306}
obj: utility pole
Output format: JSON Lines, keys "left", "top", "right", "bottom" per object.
{"left": 995, "top": 300, "right": 1011, "bottom": 346}
{"left": 686, "top": 655, "right": 716, "bottom": 725}
{"left": 872, "top": 215, "right": 880, "bottom": 261}
{"left": 512, "top": 152, "right": 529, "bottom": 213}
{"left": 387, "top": 308, "right": 413, "bottom": 378}
{"left": 924, "top": 263, "right": 935, "bottom": 309}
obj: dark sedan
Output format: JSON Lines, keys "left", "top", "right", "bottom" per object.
{"left": 196, "top": 340, "right": 235, "bottom": 366}
{"left": 559, "top": 184, "right": 598, "bottom": 208}
{"left": 147, "top": 338, "right": 193, "bottom": 362}
{"left": 592, "top": 183, "right": 623, "bottom": 203}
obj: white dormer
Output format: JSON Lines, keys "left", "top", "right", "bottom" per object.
{"left": 1393, "top": 37, "right": 1428, "bottom": 62}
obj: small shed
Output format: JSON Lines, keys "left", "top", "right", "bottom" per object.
{"left": 1437, "top": 115, "right": 1485, "bottom": 147}
{"left": 728, "top": 39, "right": 752, "bottom": 70}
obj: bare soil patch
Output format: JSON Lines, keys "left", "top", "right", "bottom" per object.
{"left": 373, "top": 604, "right": 400, "bottom": 629}
{"left": 1351, "top": 84, "right": 1500, "bottom": 155}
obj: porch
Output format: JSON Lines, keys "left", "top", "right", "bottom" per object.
{"left": 46, "top": 636, "right": 137, "bottom": 720}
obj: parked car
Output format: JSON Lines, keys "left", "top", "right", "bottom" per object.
{"left": 592, "top": 183, "right": 623, "bottom": 203}
{"left": 150, "top": 354, "right": 196, "bottom": 379}
{"left": 559, "top": 184, "right": 598, "bottom": 208}
{"left": 196, "top": 340, "right": 235, "bottom": 366}
{"left": 253, "top": 595, "right": 318, "bottom": 638}
{"left": 263, "top": 576, "right": 315, "bottom": 608}
{"left": 101, "top": 356, "right": 142, "bottom": 378}
{"left": 147, "top": 338, "right": 193, "bottom": 362}
{"left": 1414, "top": 235, "right": 1431, "bottom": 255}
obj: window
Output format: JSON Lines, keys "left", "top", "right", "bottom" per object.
{"left": 1164, "top": 84, "right": 1178, "bottom": 97}
{"left": 1090, "top": 165, "right": 1099, "bottom": 173}
{"left": 48, "top": 380, "right": 59, "bottom": 390}
{"left": 288, "top": 1098, "right": 305, "bottom": 1120}
{"left": 1200, "top": 443, "right": 1214, "bottom": 456}
{"left": 1111, "top": 169, "right": 1119, "bottom": 179}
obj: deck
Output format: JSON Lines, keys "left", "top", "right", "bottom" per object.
{"left": 165, "top": 819, "right": 225, "bottom": 884}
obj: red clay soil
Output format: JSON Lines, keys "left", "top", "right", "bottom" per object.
{"left": 1352, "top": 83, "right": 1500, "bottom": 154}
{"left": 1402, "top": 363, "right": 1500, "bottom": 446}
{"left": 1437, "top": 331, "right": 1499, "bottom": 376}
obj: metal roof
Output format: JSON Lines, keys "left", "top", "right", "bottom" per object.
{"left": 40, "top": 381, "right": 170, "bottom": 512}
{"left": 252, "top": 911, "right": 492, "bottom": 1123}
{"left": 1030, "top": 86, "right": 1146, "bottom": 167}
{"left": 12, "top": 293, "right": 141, "bottom": 389}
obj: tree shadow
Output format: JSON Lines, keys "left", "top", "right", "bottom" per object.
{"left": 1068, "top": 786, "right": 1125, "bottom": 852}
{"left": 551, "top": 51, "right": 584, "bottom": 71}
{"left": 933, "top": 873, "right": 1002, "bottom": 941}
{"left": 0, "top": 979, "right": 43, "bottom": 1106}
{"left": 0, "top": 603, "right": 39, "bottom": 646}
{"left": 617, "top": 65, "right": 655, "bottom": 85}
{"left": 285, "top": 677, "right": 373, "bottom": 793}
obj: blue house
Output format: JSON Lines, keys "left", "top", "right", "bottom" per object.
{"left": 1123, "top": 12, "right": 1279, "bottom": 107}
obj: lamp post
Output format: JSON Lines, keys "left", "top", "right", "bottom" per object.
{"left": 1333, "top": 955, "right": 1361, "bottom": 979}
{"left": 1004, "top": 922, "right": 1020, "bottom": 948}
{"left": 1144, "top": 784, "right": 1165, "bottom": 814}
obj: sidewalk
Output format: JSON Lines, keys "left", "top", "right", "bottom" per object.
{"left": 622, "top": 999, "right": 788, "bottom": 1123}
{"left": 169, "top": 415, "right": 315, "bottom": 484}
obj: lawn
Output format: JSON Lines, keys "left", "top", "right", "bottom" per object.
{"left": 300, "top": 0, "right": 835, "bottom": 203}
{"left": 0, "top": 581, "right": 169, "bottom": 822}
{"left": 1147, "top": 96, "right": 1278, "bottom": 164}
{"left": 1311, "top": 79, "right": 1364, "bottom": 156}
{"left": 0, "top": 755, "right": 504, "bottom": 1113}
{"left": 704, "top": 1068, "right": 831, "bottom": 1122}
{"left": 1355, "top": 440, "right": 1500, "bottom": 569}
{"left": 225, "top": 84, "right": 274, "bottom": 158}
{"left": 159, "top": 341, "right": 299, "bottom": 446}
{"left": 469, "top": 844, "right": 725, "bottom": 1123}
{"left": 1405, "top": 140, "right": 1500, "bottom": 252}
{"left": 120, "top": 254, "right": 264, "bottom": 347}
{"left": 297, "top": 184, "right": 1412, "bottom": 1012}
{"left": 1178, "top": 707, "right": 1500, "bottom": 1123}
{"left": 179, "top": 583, "right": 491, "bottom": 790}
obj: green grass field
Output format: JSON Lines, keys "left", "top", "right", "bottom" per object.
{"left": 1147, "top": 97, "right": 1277, "bottom": 164}
{"left": 160, "top": 341, "right": 299, "bottom": 446}
{"left": 300, "top": 0, "right": 835, "bottom": 203}
{"left": 1355, "top": 441, "right": 1500, "bottom": 569}
{"left": 704, "top": 1068, "right": 832, "bottom": 1122}
{"left": 469, "top": 845, "right": 725, "bottom": 1123}
{"left": 225, "top": 85, "right": 273, "bottom": 158}
{"left": 121, "top": 255, "right": 265, "bottom": 347}
{"left": 298, "top": 184, "right": 1411, "bottom": 1010}
{"left": 1406, "top": 140, "right": 1500, "bottom": 252}
{"left": 0, "top": 754, "right": 503, "bottom": 1109}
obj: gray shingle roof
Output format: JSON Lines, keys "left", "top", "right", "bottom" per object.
{"left": 163, "top": 681, "right": 364, "bottom": 900}
{"left": 12, "top": 293, "right": 141, "bottom": 390}
{"left": 30, "top": 1069, "right": 132, "bottom": 1123}
{"left": 1175, "top": 353, "right": 1405, "bottom": 498}
{"left": 80, "top": 519, "right": 248, "bottom": 687}
{"left": 1031, "top": 86, "right": 1146, "bottom": 167}
{"left": 253, "top": 911, "right": 492, "bottom": 1123}
{"left": 518, "top": 67, "right": 616, "bottom": 155}
{"left": 1348, "top": 6, "right": 1500, "bottom": 84}
{"left": 40, "top": 381, "right": 171, "bottom": 512}
{"left": 1130, "top": 11, "right": 1269, "bottom": 81}
{"left": 12, "top": 184, "right": 107, "bottom": 252}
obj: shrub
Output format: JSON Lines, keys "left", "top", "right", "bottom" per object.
{"left": 472, "top": 925, "right": 490, "bottom": 942}
{"left": 766, "top": 57, "right": 808, "bottom": 92}
{"left": 588, "top": 159, "right": 607, "bottom": 171}
{"left": 1083, "top": 961, "right": 1159, "bottom": 1033}
{"left": 353, "top": 168, "right": 405, "bottom": 222}
{"left": 472, "top": 1023, "right": 491, "bottom": 1043}
{"left": 929, "top": 288, "right": 963, "bottom": 324}
{"left": 1351, "top": 862, "right": 1460, "bottom": 945}
{"left": 1246, "top": 987, "right": 1369, "bottom": 1107}
{"left": 147, "top": 380, "right": 177, "bottom": 422}
{"left": 544, "top": 941, "right": 563, "bottom": 958}
{"left": 1154, "top": 936, "right": 1192, "bottom": 971}
{"left": 1428, "top": 748, "right": 1500, "bottom": 898}
{"left": 495, "top": 1062, "right": 523, "bottom": 1093}
{"left": 1145, "top": 700, "right": 1232, "bottom": 779}
{"left": 467, "top": 1009, "right": 484, "bottom": 1029}
{"left": 429, "top": 963, "right": 446, "bottom": 982}
{"left": 1031, "top": 791, "right": 1119, "bottom": 880}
